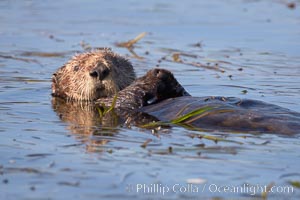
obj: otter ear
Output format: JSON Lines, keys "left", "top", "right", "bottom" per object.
{"left": 52, "top": 64, "right": 66, "bottom": 84}
{"left": 52, "top": 73, "right": 57, "bottom": 83}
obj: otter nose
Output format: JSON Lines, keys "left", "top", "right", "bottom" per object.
{"left": 89, "top": 68, "right": 109, "bottom": 80}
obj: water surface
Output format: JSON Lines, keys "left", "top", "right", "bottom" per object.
{"left": 0, "top": 0, "right": 300, "bottom": 199}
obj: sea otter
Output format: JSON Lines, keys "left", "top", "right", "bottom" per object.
{"left": 52, "top": 48, "right": 136, "bottom": 101}
{"left": 51, "top": 50, "right": 300, "bottom": 135}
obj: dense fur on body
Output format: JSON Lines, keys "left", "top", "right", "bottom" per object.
{"left": 52, "top": 48, "right": 136, "bottom": 101}
{"left": 95, "top": 68, "right": 190, "bottom": 110}
{"left": 141, "top": 96, "right": 300, "bottom": 135}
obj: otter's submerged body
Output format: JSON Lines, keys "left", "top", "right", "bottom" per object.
{"left": 94, "top": 69, "right": 300, "bottom": 135}
{"left": 140, "top": 96, "right": 300, "bottom": 135}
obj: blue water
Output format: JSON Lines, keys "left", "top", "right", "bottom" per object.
{"left": 1, "top": 0, "right": 300, "bottom": 199}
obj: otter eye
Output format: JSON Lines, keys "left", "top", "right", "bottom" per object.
{"left": 73, "top": 65, "right": 79, "bottom": 71}
{"left": 89, "top": 68, "right": 110, "bottom": 80}
{"left": 102, "top": 68, "right": 109, "bottom": 77}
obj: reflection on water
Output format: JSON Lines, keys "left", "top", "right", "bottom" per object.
{"left": 1, "top": 0, "right": 300, "bottom": 199}
{"left": 51, "top": 97, "right": 121, "bottom": 152}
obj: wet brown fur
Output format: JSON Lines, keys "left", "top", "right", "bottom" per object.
{"left": 52, "top": 48, "right": 136, "bottom": 101}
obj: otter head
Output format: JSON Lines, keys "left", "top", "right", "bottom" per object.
{"left": 51, "top": 49, "right": 136, "bottom": 101}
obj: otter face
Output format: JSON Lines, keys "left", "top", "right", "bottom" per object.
{"left": 87, "top": 62, "right": 119, "bottom": 99}
{"left": 51, "top": 49, "right": 136, "bottom": 101}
